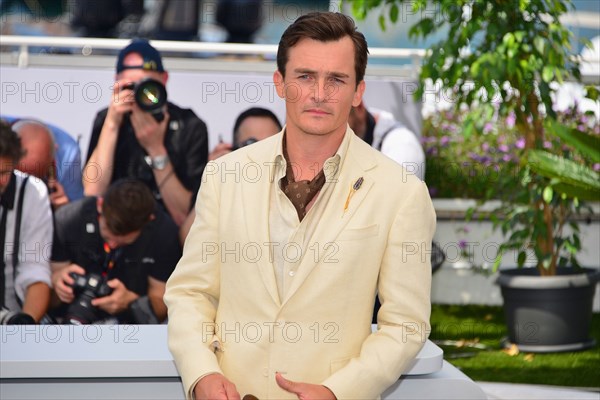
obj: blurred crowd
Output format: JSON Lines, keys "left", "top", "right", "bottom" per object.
{"left": 0, "top": 0, "right": 270, "bottom": 43}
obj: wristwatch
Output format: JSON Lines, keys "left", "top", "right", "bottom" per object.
{"left": 144, "top": 154, "right": 169, "bottom": 170}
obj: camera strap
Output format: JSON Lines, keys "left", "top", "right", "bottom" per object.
{"left": 0, "top": 207, "right": 7, "bottom": 308}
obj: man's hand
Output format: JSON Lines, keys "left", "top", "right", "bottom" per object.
{"left": 275, "top": 373, "right": 337, "bottom": 400}
{"left": 208, "top": 142, "right": 233, "bottom": 161}
{"left": 52, "top": 263, "right": 86, "bottom": 303}
{"left": 48, "top": 179, "right": 69, "bottom": 209}
{"left": 106, "top": 79, "right": 135, "bottom": 128}
{"left": 130, "top": 105, "right": 170, "bottom": 155}
{"left": 194, "top": 373, "right": 241, "bottom": 400}
{"left": 91, "top": 279, "right": 139, "bottom": 315}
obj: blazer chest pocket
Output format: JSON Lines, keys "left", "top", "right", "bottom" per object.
{"left": 337, "top": 224, "right": 379, "bottom": 241}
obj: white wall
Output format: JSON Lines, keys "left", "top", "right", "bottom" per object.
{"left": 1, "top": 63, "right": 421, "bottom": 159}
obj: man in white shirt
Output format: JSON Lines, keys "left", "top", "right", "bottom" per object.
{"left": 0, "top": 120, "right": 53, "bottom": 323}
{"left": 349, "top": 100, "right": 426, "bottom": 181}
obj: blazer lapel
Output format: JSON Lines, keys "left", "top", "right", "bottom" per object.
{"left": 243, "top": 136, "right": 283, "bottom": 306}
{"left": 282, "top": 134, "right": 377, "bottom": 305}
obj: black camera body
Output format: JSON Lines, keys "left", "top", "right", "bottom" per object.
{"left": 65, "top": 272, "right": 113, "bottom": 325}
{"left": 122, "top": 78, "right": 167, "bottom": 121}
{"left": 0, "top": 308, "right": 35, "bottom": 325}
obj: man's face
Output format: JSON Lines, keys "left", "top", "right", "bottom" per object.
{"left": 98, "top": 214, "right": 141, "bottom": 250}
{"left": 0, "top": 156, "right": 15, "bottom": 194}
{"left": 274, "top": 37, "right": 365, "bottom": 138}
{"left": 236, "top": 116, "right": 281, "bottom": 147}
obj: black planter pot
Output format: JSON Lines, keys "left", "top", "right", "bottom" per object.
{"left": 496, "top": 267, "right": 600, "bottom": 353}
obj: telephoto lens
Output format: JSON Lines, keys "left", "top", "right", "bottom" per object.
{"left": 123, "top": 78, "right": 168, "bottom": 121}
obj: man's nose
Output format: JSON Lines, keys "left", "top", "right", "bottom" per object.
{"left": 311, "top": 79, "right": 328, "bottom": 103}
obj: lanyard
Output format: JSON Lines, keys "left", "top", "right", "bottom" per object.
{"left": 102, "top": 242, "right": 116, "bottom": 278}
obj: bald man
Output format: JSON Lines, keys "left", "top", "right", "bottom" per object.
{"left": 12, "top": 120, "right": 70, "bottom": 209}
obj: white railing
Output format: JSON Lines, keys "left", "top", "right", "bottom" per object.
{"left": 0, "top": 35, "right": 426, "bottom": 68}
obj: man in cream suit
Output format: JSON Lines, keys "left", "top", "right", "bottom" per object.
{"left": 165, "top": 12, "right": 436, "bottom": 400}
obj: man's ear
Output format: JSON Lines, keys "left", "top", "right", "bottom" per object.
{"left": 352, "top": 80, "right": 366, "bottom": 108}
{"left": 273, "top": 70, "right": 285, "bottom": 99}
{"left": 96, "top": 197, "right": 104, "bottom": 214}
{"left": 161, "top": 71, "right": 169, "bottom": 85}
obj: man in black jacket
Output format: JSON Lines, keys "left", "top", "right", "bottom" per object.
{"left": 51, "top": 179, "right": 181, "bottom": 324}
{"left": 84, "top": 39, "right": 209, "bottom": 226}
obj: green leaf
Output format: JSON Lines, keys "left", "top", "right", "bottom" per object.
{"left": 389, "top": 3, "right": 399, "bottom": 23}
{"left": 527, "top": 151, "right": 600, "bottom": 200}
{"left": 534, "top": 36, "right": 545, "bottom": 55}
{"left": 514, "top": 31, "right": 526, "bottom": 43}
{"left": 545, "top": 119, "right": 600, "bottom": 163}
{"left": 585, "top": 86, "right": 600, "bottom": 101}
{"left": 493, "top": 253, "right": 503, "bottom": 272}
{"left": 503, "top": 32, "right": 515, "bottom": 48}
{"left": 542, "top": 65, "right": 554, "bottom": 82}
{"left": 379, "top": 14, "right": 386, "bottom": 31}
{"left": 543, "top": 186, "right": 553, "bottom": 203}
{"left": 463, "top": 118, "right": 475, "bottom": 138}
{"left": 517, "top": 251, "right": 527, "bottom": 267}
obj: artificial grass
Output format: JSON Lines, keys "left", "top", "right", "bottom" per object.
{"left": 430, "top": 304, "right": 600, "bottom": 388}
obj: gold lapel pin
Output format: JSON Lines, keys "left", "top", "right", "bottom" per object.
{"left": 344, "top": 177, "right": 364, "bottom": 213}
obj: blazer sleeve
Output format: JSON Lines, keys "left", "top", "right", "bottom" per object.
{"left": 164, "top": 161, "right": 224, "bottom": 398}
{"left": 322, "top": 180, "right": 436, "bottom": 399}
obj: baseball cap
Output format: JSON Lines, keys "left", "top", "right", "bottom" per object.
{"left": 116, "top": 39, "right": 165, "bottom": 74}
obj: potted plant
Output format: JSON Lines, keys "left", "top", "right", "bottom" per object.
{"left": 347, "top": 0, "right": 600, "bottom": 351}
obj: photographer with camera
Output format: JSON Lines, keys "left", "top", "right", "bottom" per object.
{"left": 208, "top": 107, "right": 282, "bottom": 161}
{"left": 0, "top": 120, "right": 52, "bottom": 325}
{"left": 50, "top": 179, "right": 181, "bottom": 324}
{"left": 84, "top": 39, "right": 209, "bottom": 227}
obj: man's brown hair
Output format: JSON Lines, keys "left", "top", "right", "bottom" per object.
{"left": 0, "top": 120, "right": 24, "bottom": 163}
{"left": 277, "top": 12, "right": 369, "bottom": 86}
{"left": 102, "top": 179, "right": 155, "bottom": 235}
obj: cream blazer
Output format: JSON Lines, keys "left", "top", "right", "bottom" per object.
{"left": 165, "top": 128, "right": 436, "bottom": 399}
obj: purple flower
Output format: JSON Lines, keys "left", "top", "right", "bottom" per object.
{"left": 499, "top": 144, "right": 510, "bottom": 153}
{"left": 483, "top": 122, "right": 494, "bottom": 133}
{"left": 502, "top": 154, "right": 512, "bottom": 162}
{"left": 482, "top": 142, "right": 490, "bottom": 152}
{"left": 440, "top": 136, "right": 450, "bottom": 146}
{"left": 593, "top": 164, "right": 600, "bottom": 172}
{"left": 543, "top": 141, "right": 552, "bottom": 149}
{"left": 505, "top": 112, "right": 516, "bottom": 128}
{"left": 459, "top": 240, "right": 467, "bottom": 250}
{"left": 426, "top": 147, "right": 438, "bottom": 156}
{"left": 515, "top": 138, "right": 526, "bottom": 149}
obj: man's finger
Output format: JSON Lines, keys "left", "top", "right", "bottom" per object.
{"left": 224, "top": 384, "right": 241, "bottom": 400}
{"left": 275, "top": 372, "right": 301, "bottom": 395}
